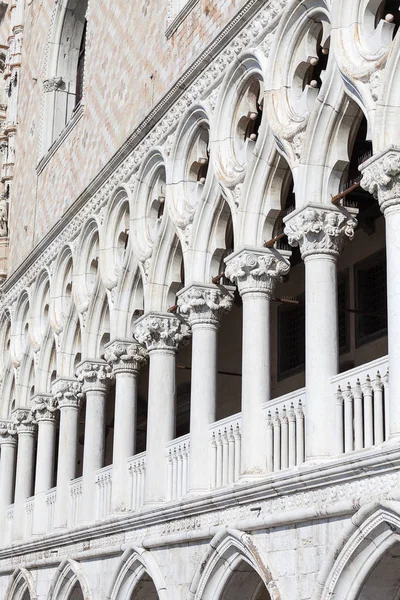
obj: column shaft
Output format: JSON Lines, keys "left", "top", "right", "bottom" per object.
{"left": 241, "top": 292, "right": 270, "bottom": 474}
{"left": 14, "top": 431, "right": 36, "bottom": 502}
{"left": 304, "top": 255, "right": 338, "bottom": 458}
{"left": 145, "top": 349, "right": 176, "bottom": 503}
{"left": 0, "top": 442, "right": 16, "bottom": 507}
{"left": 112, "top": 371, "right": 137, "bottom": 511}
{"left": 81, "top": 388, "right": 106, "bottom": 520}
{"left": 34, "top": 420, "right": 56, "bottom": 493}
{"left": 384, "top": 207, "right": 400, "bottom": 438}
{"left": 189, "top": 323, "right": 218, "bottom": 491}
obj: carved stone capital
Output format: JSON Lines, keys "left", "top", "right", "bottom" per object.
{"left": 360, "top": 146, "right": 400, "bottom": 214}
{"left": 31, "top": 394, "right": 58, "bottom": 423}
{"left": 0, "top": 419, "right": 16, "bottom": 446}
{"left": 43, "top": 76, "right": 64, "bottom": 93}
{"left": 224, "top": 246, "right": 291, "bottom": 298}
{"left": 284, "top": 205, "right": 357, "bottom": 259}
{"left": 133, "top": 312, "right": 191, "bottom": 353}
{"left": 12, "top": 408, "right": 36, "bottom": 435}
{"left": 76, "top": 360, "right": 113, "bottom": 393}
{"left": 52, "top": 378, "right": 83, "bottom": 410}
{"left": 177, "top": 283, "right": 234, "bottom": 327}
{"left": 104, "top": 339, "right": 148, "bottom": 375}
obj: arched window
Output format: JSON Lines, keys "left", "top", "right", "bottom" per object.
{"left": 43, "top": 0, "right": 88, "bottom": 151}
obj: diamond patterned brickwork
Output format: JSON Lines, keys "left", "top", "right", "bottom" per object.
{"left": 9, "top": 0, "right": 247, "bottom": 273}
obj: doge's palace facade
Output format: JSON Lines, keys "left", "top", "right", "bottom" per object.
{"left": 0, "top": 0, "right": 399, "bottom": 598}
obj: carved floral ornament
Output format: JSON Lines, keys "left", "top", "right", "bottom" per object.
{"left": 133, "top": 313, "right": 191, "bottom": 352}
{"left": 31, "top": 394, "right": 58, "bottom": 422}
{"left": 283, "top": 206, "right": 358, "bottom": 259}
{"left": 12, "top": 408, "right": 36, "bottom": 433}
{"left": 76, "top": 361, "right": 113, "bottom": 391}
{"left": 0, "top": 419, "right": 16, "bottom": 443}
{"left": 177, "top": 284, "right": 234, "bottom": 326}
{"left": 224, "top": 247, "right": 291, "bottom": 297}
{"left": 104, "top": 340, "right": 148, "bottom": 374}
{"left": 52, "top": 378, "right": 83, "bottom": 409}
{"left": 360, "top": 147, "right": 400, "bottom": 213}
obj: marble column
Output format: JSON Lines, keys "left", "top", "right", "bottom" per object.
{"left": 134, "top": 312, "right": 190, "bottom": 505}
{"left": 225, "top": 247, "right": 291, "bottom": 477}
{"left": 177, "top": 283, "right": 234, "bottom": 493}
{"left": 76, "top": 360, "right": 113, "bottom": 522}
{"left": 104, "top": 339, "right": 147, "bottom": 512}
{"left": 284, "top": 205, "right": 357, "bottom": 460}
{"left": 31, "top": 394, "right": 58, "bottom": 494}
{"left": 361, "top": 146, "right": 400, "bottom": 441}
{"left": 12, "top": 408, "right": 37, "bottom": 540}
{"left": 52, "top": 378, "right": 83, "bottom": 529}
{"left": 0, "top": 420, "right": 17, "bottom": 542}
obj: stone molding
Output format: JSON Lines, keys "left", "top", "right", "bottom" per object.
{"left": 104, "top": 339, "right": 148, "bottom": 375}
{"left": 177, "top": 283, "right": 234, "bottom": 327}
{"left": 52, "top": 378, "right": 83, "bottom": 410}
{"left": 133, "top": 312, "right": 191, "bottom": 353}
{"left": 284, "top": 205, "right": 358, "bottom": 259}
{"left": 12, "top": 408, "right": 36, "bottom": 435}
{"left": 0, "top": 419, "right": 16, "bottom": 445}
{"left": 76, "top": 360, "right": 113, "bottom": 393}
{"left": 31, "top": 394, "right": 58, "bottom": 423}
{"left": 360, "top": 146, "right": 400, "bottom": 214}
{"left": 224, "top": 246, "right": 291, "bottom": 298}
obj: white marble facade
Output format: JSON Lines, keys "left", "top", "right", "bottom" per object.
{"left": 1, "top": 0, "right": 400, "bottom": 598}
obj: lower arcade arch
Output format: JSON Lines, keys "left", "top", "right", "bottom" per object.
{"left": 47, "top": 559, "right": 90, "bottom": 600}
{"left": 107, "top": 546, "right": 168, "bottom": 600}
{"left": 317, "top": 502, "right": 400, "bottom": 600}
{"left": 190, "top": 529, "right": 278, "bottom": 600}
{"left": 4, "top": 568, "right": 37, "bottom": 600}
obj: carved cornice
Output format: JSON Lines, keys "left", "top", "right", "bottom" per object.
{"left": 52, "top": 378, "right": 83, "bottom": 410}
{"left": 76, "top": 360, "right": 113, "bottom": 393}
{"left": 133, "top": 312, "right": 191, "bottom": 353}
{"left": 104, "top": 339, "right": 148, "bottom": 375}
{"left": 0, "top": 419, "right": 16, "bottom": 445}
{"left": 31, "top": 394, "right": 58, "bottom": 423}
{"left": 284, "top": 205, "right": 358, "bottom": 260}
{"left": 177, "top": 283, "right": 234, "bottom": 327}
{"left": 224, "top": 247, "right": 291, "bottom": 298}
{"left": 360, "top": 146, "right": 400, "bottom": 214}
{"left": 12, "top": 408, "right": 36, "bottom": 435}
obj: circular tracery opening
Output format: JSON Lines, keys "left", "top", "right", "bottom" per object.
{"left": 234, "top": 77, "right": 264, "bottom": 163}
{"left": 292, "top": 21, "right": 330, "bottom": 106}
{"left": 148, "top": 166, "right": 166, "bottom": 242}
{"left": 187, "top": 126, "right": 210, "bottom": 199}
{"left": 374, "top": 0, "right": 399, "bottom": 34}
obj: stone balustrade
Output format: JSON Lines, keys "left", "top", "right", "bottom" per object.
{"left": 331, "top": 356, "right": 389, "bottom": 454}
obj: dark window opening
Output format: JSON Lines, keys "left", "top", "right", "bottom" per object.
{"left": 338, "top": 270, "right": 350, "bottom": 354}
{"left": 355, "top": 250, "right": 387, "bottom": 346}
{"left": 278, "top": 294, "right": 305, "bottom": 380}
{"left": 303, "top": 30, "right": 330, "bottom": 90}
{"left": 75, "top": 18, "right": 87, "bottom": 107}
{"left": 375, "top": 0, "right": 400, "bottom": 35}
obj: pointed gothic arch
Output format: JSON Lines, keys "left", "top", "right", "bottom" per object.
{"left": 315, "top": 501, "right": 400, "bottom": 600}
{"left": 189, "top": 529, "right": 279, "bottom": 600}
{"left": 106, "top": 546, "right": 169, "bottom": 600}
{"left": 5, "top": 567, "right": 37, "bottom": 600}
{"left": 47, "top": 558, "right": 90, "bottom": 600}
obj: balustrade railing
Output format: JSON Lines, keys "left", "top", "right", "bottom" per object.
{"left": 331, "top": 356, "right": 389, "bottom": 454}
{"left": 24, "top": 496, "right": 34, "bottom": 538}
{"left": 95, "top": 465, "right": 113, "bottom": 520}
{"left": 166, "top": 434, "right": 190, "bottom": 500}
{"left": 45, "top": 487, "right": 57, "bottom": 533}
{"left": 69, "top": 477, "right": 82, "bottom": 527}
{"left": 263, "top": 389, "right": 306, "bottom": 472}
{"left": 209, "top": 414, "right": 242, "bottom": 489}
{"left": 127, "top": 452, "right": 146, "bottom": 511}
